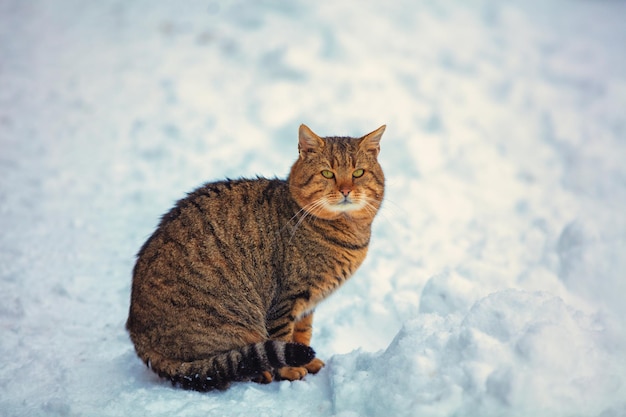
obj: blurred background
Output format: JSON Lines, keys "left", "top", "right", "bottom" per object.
{"left": 1, "top": 0, "right": 626, "bottom": 415}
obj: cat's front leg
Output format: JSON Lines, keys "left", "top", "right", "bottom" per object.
{"left": 292, "top": 313, "right": 325, "bottom": 374}
{"left": 266, "top": 300, "right": 323, "bottom": 381}
{"left": 266, "top": 318, "right": 302, "bottom": 380}
{"left": 273, "top": 312, "right": 324, "bottom": 381}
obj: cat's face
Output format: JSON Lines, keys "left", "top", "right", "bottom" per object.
{"left": 288, "top": 125, "right": 385, "bottom": 221}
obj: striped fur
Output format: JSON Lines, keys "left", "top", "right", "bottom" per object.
{"left": 143, "top": 340, "right": 314, "bottom": 391}
{"left": 127, "top": 124, "right": 385, "bottom": 391}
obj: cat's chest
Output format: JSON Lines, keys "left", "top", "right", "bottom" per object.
{"left": 295, "top": 247, "right": 367, "bottom": 319}
{"left": 280, "top": 217, "right": 371, "bottom": 317}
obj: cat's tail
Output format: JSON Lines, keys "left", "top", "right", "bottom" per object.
{"left": 139, "top": 341, "right": 315, "bottom": 391}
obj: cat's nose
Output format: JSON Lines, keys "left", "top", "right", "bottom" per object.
{"left": 340, "top": 188, "right": 352, "bottom": 197}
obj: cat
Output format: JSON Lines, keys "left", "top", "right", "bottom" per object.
{"left": 126, "top": 124, "right": 386, "bottom": 391}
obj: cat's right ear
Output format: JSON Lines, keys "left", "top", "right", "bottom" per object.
{"left": 298, "top": 124, "right": 325, "bottom": 159}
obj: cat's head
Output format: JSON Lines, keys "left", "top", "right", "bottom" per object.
{"left": 288, "top": 124, "right": 385, "bottom": 221}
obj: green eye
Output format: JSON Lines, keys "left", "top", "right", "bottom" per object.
{"left": 321, "top": 170, "right": 334, "bottom": 179}
{"left": 352, "top": 169, "right": 365, "bottom": 178}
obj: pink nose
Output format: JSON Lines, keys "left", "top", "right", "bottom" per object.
{"left": 340, "top": 188, "right": 351, "bottom": 197}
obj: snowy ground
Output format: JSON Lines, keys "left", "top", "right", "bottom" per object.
{"left": 2, "top": 0, "right": 626, "bottom": 416}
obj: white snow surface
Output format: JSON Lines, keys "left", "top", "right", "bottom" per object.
{"left": 2, "top": 0, "right": 626, "bottom": 416}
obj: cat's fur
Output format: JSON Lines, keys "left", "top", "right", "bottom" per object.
{"left": 127, "top": 124, "right": 386, "bottom": 391}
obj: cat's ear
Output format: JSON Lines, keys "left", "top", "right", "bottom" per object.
{"left": 298, "top": 124, "right": 325, "bottom": 158}
{"left": 359, "top": 125, "right": 386, "bottom": 158}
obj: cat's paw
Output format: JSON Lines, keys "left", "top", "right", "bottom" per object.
{"left": 304, "top": 358, "right": 325, "bottom": 374}
{"left": 277, "top": 366, "right": 308, "bottom": 381}
{"left": 252, "top": 371, "right": 274, "bottom": 384}
{"left": 277, "top": 358, "right": 324, "bottom": 380}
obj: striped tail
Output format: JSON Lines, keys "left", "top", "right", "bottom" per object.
{"left": 142, "top": 341, "right": 315, "bottom": 391}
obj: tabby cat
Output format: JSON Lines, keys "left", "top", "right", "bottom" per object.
{"left": 126, "top": 124, "right": 386, "bottom": 391}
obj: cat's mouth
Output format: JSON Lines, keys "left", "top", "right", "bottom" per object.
{"left": 339, "top": 196, "right": 357, "bottom": 206}
{"left": 326, "top": 196, "right": 366, "bottom": 213}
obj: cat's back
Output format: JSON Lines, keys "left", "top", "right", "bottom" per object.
{"left": 131, "top": 177, "right": 294, "bottom": 308}
{"left": 128, "top": 177, "right": 297, "bottom": 364}
{"left": 128, "top": 177, "right": 293, "bottom": 343}
{"left": 137, "top": 177, "right": 290, "bottom": 258}
{"left": 164, "top": 176, "right": 288, "bottom": 227}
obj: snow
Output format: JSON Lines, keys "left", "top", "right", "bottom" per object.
{"left": 1, "top": 0, "right": 626, "bottom": 416}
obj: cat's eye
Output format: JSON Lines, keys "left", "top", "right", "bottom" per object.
{"left": 352, "top": 169, "right": 365, "bottom": 178}
{"left": 321, "top": 170, "right": 335, "bottom": 179}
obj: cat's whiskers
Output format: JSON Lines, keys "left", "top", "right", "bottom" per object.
{"left": 284, "top": 205, "right": 311, "bottom": 230}
{"left": 282, "top": 184, "right": 321, "bottom": 229}
{"left": 281, "top": 193, "right": 321, "bottom": 230}
{"left": 285, "top": 197, "right": 328, "bottom": 243}
{"left": 292, "top": 200, "right": 327, "bottom": 241}
{"left": 362, "top": 195, "right": 396, "bottom": 225}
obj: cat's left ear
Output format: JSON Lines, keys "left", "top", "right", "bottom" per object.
{"left": 359, "top": 125, "right": 386, "bottom": 158}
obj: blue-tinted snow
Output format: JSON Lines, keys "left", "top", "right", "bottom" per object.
{"left": 1, "top": 0, "right": 625, "bottom": 416}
